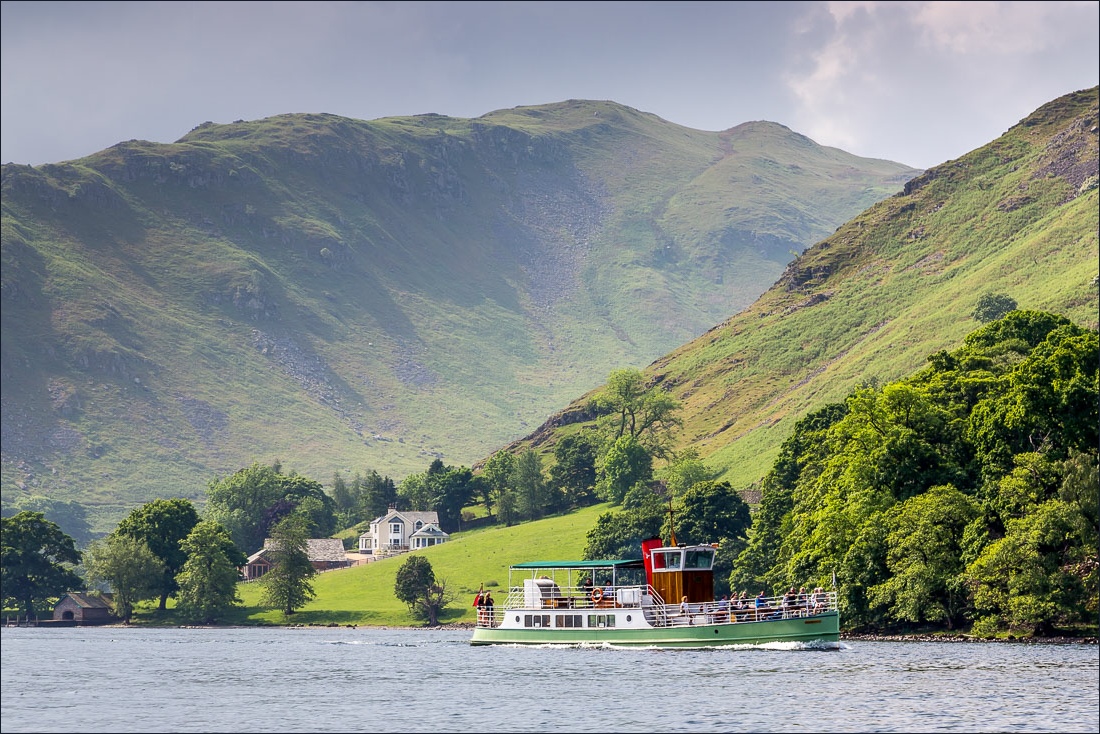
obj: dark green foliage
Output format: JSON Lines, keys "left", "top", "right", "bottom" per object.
{"left": 259, "top": 515, "right": 316, "bottom": 617}
{"left": 668, "top": 481, "right": 752, "bottom": 598}
{"left": 354, "top": 470, "right": 398, "bottom": 524}
{"left": 734, "top": 311, "right": 1098, "bottom": 635}
{"left": 205, "top": 463, "right": 336, "bottom": 554}
{"left": 115, "top": 498, "right": 200, "bottom": 610}
{"left": 512, "top": 449, "right": 556, "bottom": 521}
{"left": 595, "top": 435, "right": 653, "bottom": 505}
{"left": 393, "top": 554, "right": 450, "bottom": 626}
{"left": 972, "top": 292, "right": 1018, "bottom": 322}
{"left": 0, "top": 511, "right": 83, "bottom": 619}
{"left": 176, "top": 520, "right": 243, "bottom": 624}
{"left": 731, "top": 403, "right": 846, "bottom": 594}
{"left": 549, "top": 433, "right": 599, "bottom": 508}
{"left": 583, "top": 498, "right": 666, "bottom": 562}
{"left": 398, "top": 459, "right": 476, "bottom": 532}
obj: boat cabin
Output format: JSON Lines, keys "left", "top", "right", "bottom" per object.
{"left": 643, "top": 539, "right": 717, "bottom": 606}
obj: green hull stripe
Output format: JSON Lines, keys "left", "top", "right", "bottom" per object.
{"left": 470, "top": 613, "right": 840, "bottom": 647}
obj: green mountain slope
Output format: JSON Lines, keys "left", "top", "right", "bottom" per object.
{"left": 0, "top": 100, "right": 917, "bottom": 533}
{"left": 514, "top": 87, "right": 1099, "bottom": 486}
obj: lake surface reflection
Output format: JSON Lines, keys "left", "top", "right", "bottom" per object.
{"left": 1, "top": 626, "right": 1096, "bottom": 733}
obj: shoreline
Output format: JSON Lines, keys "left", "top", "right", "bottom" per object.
{"left": 50, "top": 621, "right": 1096, "bottom": 643}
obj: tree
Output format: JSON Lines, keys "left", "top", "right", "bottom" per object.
{"left": 513, "top": 449, "right": 555, "bottom": 520}
{"left": 595, "top": 434, "right": 652, "bottom": 505}
{"left": 115, "top": 498, "right": 200, "bottom": 610}
{"left": 175, "top": 520, "right": 245, "bottom": 624}
{"left": 549, "top": 433, "right": 599, "bottom": 508}
{"left": 658, "top": 449, "right": 714, "bottom": 499}
{"left": 205, "top": 462, "right": 336, "bottom": 554}
{"left": 84, "top": 534, "right": 164, "bottom": 622}
{"left": 330, "top": 472, "right": 355, "bottom": 528}
{"left": 356, "top": 469, "right": 398, "bottom": 523}
{"left": 590, "top": 368, "right": 682, "bottom": 457}
{"left": 259, "top": 515, "right": 316, "bottom": 617}
{"left": 869, "top": 486, "right": 978, "bottom": 629}
{"left": 1, "top": 511, "right": 83, "bottom": 620}
{"left": 972, "top": 292, "right": 1018, "bottom": 323}
{"left": 966, "top": 499, "right": 1093, "bottom": 636}
{"left": 481, "top": 450, "right": 517, "bottom": 520}
{"left": 393, "top": 554, "right": 452, "bottom": 626}
{"left": 583, "top": 485, "right": 666, "bottom": 561}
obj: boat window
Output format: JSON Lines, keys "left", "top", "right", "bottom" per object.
{"left": 524, "top": 614, "right": 551, "bottom": 628}
{"left": 556, "top": 614, "right": 582, "bottom": 628}
{"left": 684, "top": 549, "right": 714, "bottom": 569}
{"left": 655, "top": 551, "right": 680, "bottom": 570}
{"left": 587, "top": 614, "right": 616, "bottom": 628}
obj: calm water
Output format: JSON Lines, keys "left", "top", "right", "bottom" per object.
{"left": 1, "top": 626, "right": 1096, "bottom": 733}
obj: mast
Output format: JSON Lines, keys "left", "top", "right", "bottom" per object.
{"left": 667, "top": 495, "right": 677, "bottom": 546}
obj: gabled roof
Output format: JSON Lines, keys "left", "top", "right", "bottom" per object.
{"left": 410, "top": 522, "right": 449, "bottom": 538}
{"left": 59, "top": 592, "right": 114, "bottom": 609}
{"left": 371, "top": 509, "right": 440, "bottom": 526}
{"left": 251, "top": 538, "right": 348, "bottom": 564}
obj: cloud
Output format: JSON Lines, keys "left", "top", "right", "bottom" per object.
{"left": 1, "top": 1, "right": 1096, "bottom": 168}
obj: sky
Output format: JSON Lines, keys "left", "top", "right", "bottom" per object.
{"left": 2, "top": 1, "right": 1097, "bottom": 169}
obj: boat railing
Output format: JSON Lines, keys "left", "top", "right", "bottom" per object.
{"left": 670, "top": 591, "right": 839, "bottom": 625}
{"left": 477, "top": 587, "right": 838, "bottom": 627}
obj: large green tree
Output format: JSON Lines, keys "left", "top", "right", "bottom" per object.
{"left": 869, "top": 485, "right": 979, "bottom": 630}
{"left": 84, "top": 534, "right": 164, "bottom": 622}
{"left": 393, "top": 554, "right": 451, "bottom": 626}
{"left": 595, "top": 434, "right": 653, "bottom": 505}
{"left": 590, "top": 368, "right": 681, "bottom": 457}
{"left": 548, "top": 433, "right": 598, "bottom": 508}
{"left": 513, "top": 449, "right": 555, "bottom": 521}
{"left": 259, "top": 515, "right": 316, "bottom": 617}
{"left": 115, "top": 498, "right": 200, "bottom": 610}
{"left": 205, "top": 462, "right": 336, "bottom": 554}
{"left": 175, "top": 520, "right": 246, "bottom": 624}
{"left": 1, "top": 511, "right": 83, "bottom": 620}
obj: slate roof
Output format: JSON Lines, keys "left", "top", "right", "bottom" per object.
{"left": 61, "top": 592, "right": 114, "bottom": 609}
{"left": 253, "top": 538, "right": 348, "bottom": 563}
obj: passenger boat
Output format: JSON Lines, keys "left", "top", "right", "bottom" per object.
{"left": 469, "top": 536, "right": 840, "bottom": 648}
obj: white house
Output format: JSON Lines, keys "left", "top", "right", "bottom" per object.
{"left": 358, "top": 508, "right": 449, "bottom": 555}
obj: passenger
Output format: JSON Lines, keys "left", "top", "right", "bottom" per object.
{"left": 582, "top": 576, "right": 594, "bottom": 604}
{"left": 473, "top": 586, "right": 485, "bottom": 624}
{"left": 483, "top": 592, "right": 494, "bottom": 622}
{"left": 754, "top": 590, "right": 767, "bottom": 620}
{"left": 717, "top": 595, "right": 730, "bottom": 623}
{"left": 782, "top": 587, "right": 797, "bottom": 617}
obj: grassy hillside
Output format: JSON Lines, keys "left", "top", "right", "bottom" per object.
{"left": 512, "top": 87, "right": 1099, "bottom": 487}
{"left": 0, "top": 100, "right": 917, "bottom": 534}
{"left": 128, "top": 503, "right": 610, "bottom": 627}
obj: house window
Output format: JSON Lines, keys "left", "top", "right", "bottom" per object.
{"left": 414, "top": 520, "right": 424, "bottom": 530}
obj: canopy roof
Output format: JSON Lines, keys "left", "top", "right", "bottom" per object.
{"left": 509, "top": 559, "right": 644, "bottom": 571}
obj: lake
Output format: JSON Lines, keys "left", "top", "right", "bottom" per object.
{"left": 1, "top": 626, "right": 1096, "bottom": 733}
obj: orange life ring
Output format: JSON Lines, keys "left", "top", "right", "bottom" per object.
{"left": 590, "top": 587, "right": 604, "bottom": 603}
